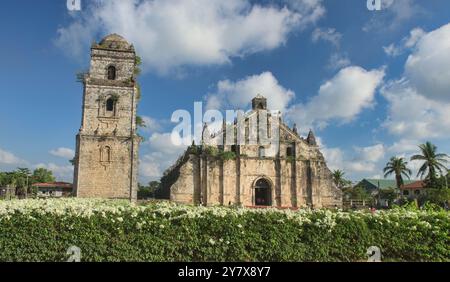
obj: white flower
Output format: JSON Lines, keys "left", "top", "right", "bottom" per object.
{"left": 209, "top": 238, "right": 216, "bottom": 245}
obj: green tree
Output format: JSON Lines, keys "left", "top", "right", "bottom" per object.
{"left": 0, "top": 172, "right": 7, "bottom": 186}
{"left": 423, "top": 188, "right": 450, "bottom": 207}
{"left": 332, "top": 169, "right": 351, "bottom": 189}
{"left": 342, "top": 185, "right": 371, "bottom": 201}
{"left": 378, "top": 188, "right": 397, "bottom": 204}
{"left": 411, "top": 142, "right": 448, "bottom": 187}
{"left": 383, "top": 157, "right": 412, "bottom": 189}
{"left": 13, "top": 168, "right": 31, "bottom": 197}
{"left": 137, "top": 181, "right": 161, "bottom": 200}
{"left": 0, "top": 172, "right": 16, "bottom": 187}
{"left": 31, "top": 168, "right": 55, "bottom": 184}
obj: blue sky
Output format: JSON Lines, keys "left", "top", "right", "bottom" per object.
{"left": 0, "top": 0, "right": 449, "bottom": 183}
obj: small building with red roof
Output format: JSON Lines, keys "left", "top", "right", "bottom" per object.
{"left": 32, "top": 182, "right": 73, "bottom": 198}
{"left": 400, "top": 180, "right": 426, "bottom": 199}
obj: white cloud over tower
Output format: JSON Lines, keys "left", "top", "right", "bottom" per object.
{"left": 56, "top": 0, "right": 325, "bottom": 73}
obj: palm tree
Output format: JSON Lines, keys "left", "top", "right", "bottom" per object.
{"left": 332, "top": 169, "right": 347, "bottom": 189}
{"left": 383, "top": 157, "right": 412, "bottom": 189}
{"left": 411, "top": 142, "right": 448, "bottom": 185}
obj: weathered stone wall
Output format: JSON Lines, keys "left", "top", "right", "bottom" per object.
{"left": 169, "top": 153, "right": 342, "bottom": 208}
{"left": 170, "top": 155, "right": 197, "bottom": 203}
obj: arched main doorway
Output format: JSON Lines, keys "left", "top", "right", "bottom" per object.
{"left": 254, "top": 178, "right": 272, "bottom": 206}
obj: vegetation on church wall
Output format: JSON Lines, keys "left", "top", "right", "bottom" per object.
{"left": 133, "top": 54, "right": 146, "bottom": 142}
{"left": 196, "top": 145, "right": 237, "bottom": 161}
{"left": 286, "top": 156, "right": 296, "bottom": 163}
{"left": 110, "top": 93, "right": 120, "bottom": 102}
{"left": 0, "top": 199, "right": 448, "bottom": 262}
{"left": 134, "top": 55, "right": 142, "bottom": 77}
{"left": 135, "top": 116, "right": 146, "bottom": 128}
{"left": 219, "top": 151, "right": 237, "bottom": 161}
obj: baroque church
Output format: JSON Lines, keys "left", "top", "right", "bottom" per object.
{"left": 73, "top": 34, "right": 140, "bottom": 200}
{"left": 72, "top": 34, "right": 342, "bottom": 208}
{"left": 161, "top": 95, "right": 342, "bottom": 208}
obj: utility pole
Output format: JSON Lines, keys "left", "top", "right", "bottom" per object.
{"left": 25, "top": 174, "right": 28, "bottom": 199}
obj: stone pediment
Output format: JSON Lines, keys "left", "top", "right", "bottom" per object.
{"left": 279, "top": 123, "right": 301, "bottom": 143}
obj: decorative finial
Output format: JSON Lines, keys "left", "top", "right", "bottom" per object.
{"left": 307, "top": 129, "right": 317, "bottom": 146}
{"left": 293, "top": 123, "right": 298, "bottom": 135}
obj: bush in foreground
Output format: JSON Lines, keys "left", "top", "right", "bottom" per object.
{"left": 0, "top": 199, "right": 448, "bottom": 262}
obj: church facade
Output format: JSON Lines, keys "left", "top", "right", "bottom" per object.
{"left": 73, "top": 34, "right": 140, "bottom": 200}
{"left": 161, "top": 95, "right": 342, "bottom": 208}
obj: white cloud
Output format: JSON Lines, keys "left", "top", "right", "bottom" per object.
{"left": 404, "top": 27, "right": 426, "bottom": 48}
{"left": 383, "top": 44, "right": 402, "bottom": 57}
{"left": 140, "top": 158, "right": 162, "bottom": 179}
{"left": 387, "top": 139, "right": 419, "bottom": 154}
{"left": 320, "top": 141, "right": 386, "bottom": 178}
{"left": 380, "top": 23, "right": 450, "bottom": 156}
{"left": 354, "top": 144, "right": 385, "bottom": 163}
{"left": 406, "top": 158, "right": 424, "bottom": 179}
{"left": 0, "top": 148, "right": 26, "bottom": 165}
{"left": 312, "top": 27, "right": 342, "bottom": 47}
{"left": 311, "top": 27, "right": 350, "bottom": 71}
{"left": 381, "top": 78, "right": 450, "bottom": 140}
{"left": 342, "top": 144, "right": 385, "bottom": 174}
{"left": 405, "top": 23, "right": 450, "bottom": 102}
{"left": 34, "top": 163, "right": 73, "bottom": 182}
{"left": 320, "top": 138, "right": 432, "bottom": 181}
{"left": 140, "top": 132, "right": 190, "bottom": 181}
{"left": 286, "top": 66, "right": 385, "bottom": 132}
{"left": 205, "top": 71, "right": 295, "bottom": 112}
{"left": 345, "top": 162, "right": 377, "bottom": 174}
{"left": 49, "top": 147, "right": 75, "bottom": 159}
{"left": 327, "top": 53, "right": 351, "bottom": 70}
{"left": 0, "top": 148, "right": 73, "bottom": 181}
{"left": 383, "top": 27, "right": 425, "bottom": 57}
{"left": 140, "top": 116, "right": 162, "bottom": 133}
{"left": 55, "top": 0, "right": 324, "bottom": 74}
{"left": 321, "top": 146, "right": 345, "bottom": 172}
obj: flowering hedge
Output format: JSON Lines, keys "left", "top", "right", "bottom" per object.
{"left": 0, "top": 199, "right": 448, "bottom": 262}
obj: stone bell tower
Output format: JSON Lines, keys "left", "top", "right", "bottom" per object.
{"left": 73, "top": 34, "right": 139, "bottom": 200}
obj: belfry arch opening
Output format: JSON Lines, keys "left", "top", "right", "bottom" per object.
{"left": 106, "top": 98, "right": 115, "bottom": 112}
{"left": 254, "top": 178, "right": 272, "bottom": 206}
